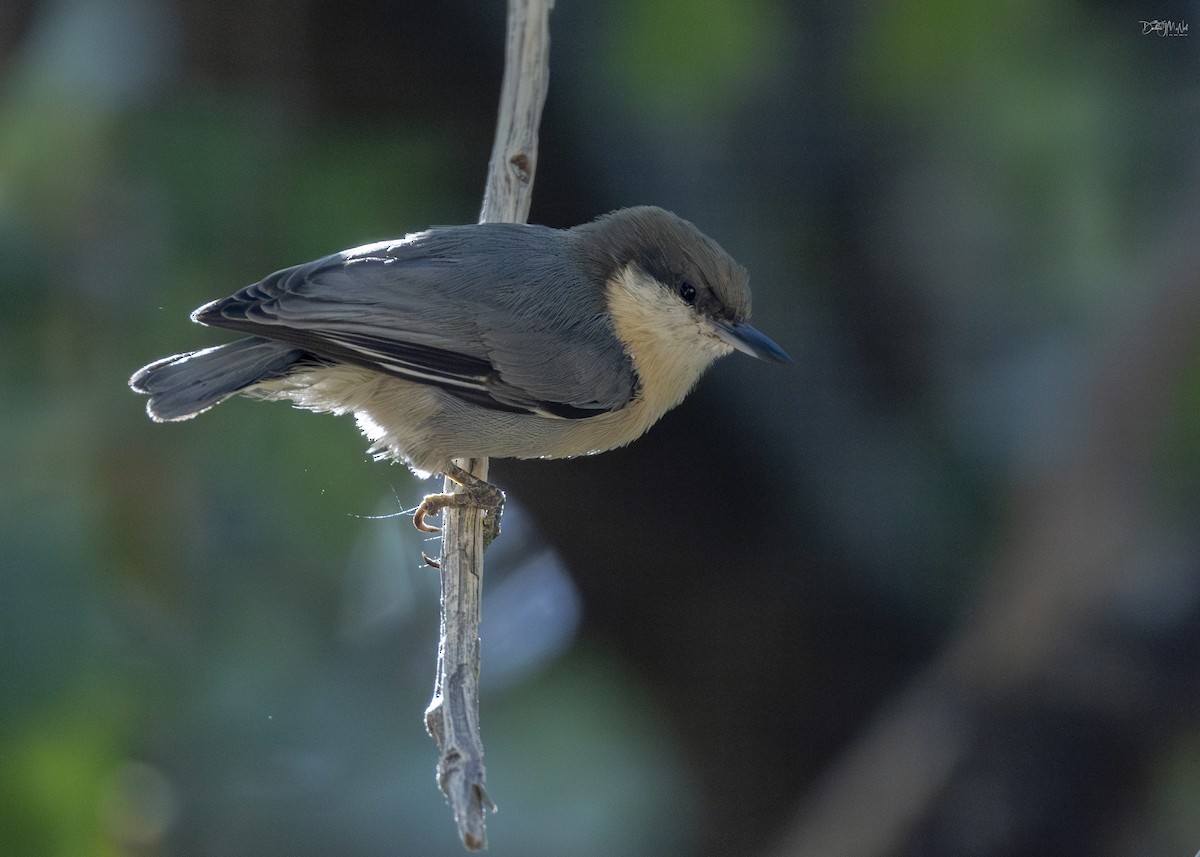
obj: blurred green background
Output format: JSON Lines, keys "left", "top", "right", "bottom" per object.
{"left": 3, "top": 1, "right": 1200, "bottom": 855}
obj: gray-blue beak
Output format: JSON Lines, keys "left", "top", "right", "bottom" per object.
{"left": 716, "top": 321, "right": 792, "bottom": 364}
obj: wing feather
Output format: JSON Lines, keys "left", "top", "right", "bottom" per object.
{"left": 191, "top": 225, "right": 636, "bottom": 418}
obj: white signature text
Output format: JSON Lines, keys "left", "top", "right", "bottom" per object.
{"left": 1140, "top": 19, "right": 1188, "bottom": 36}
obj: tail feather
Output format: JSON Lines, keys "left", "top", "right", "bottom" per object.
{"left": 130, "top": 336, "right": 307, "bottom": 422}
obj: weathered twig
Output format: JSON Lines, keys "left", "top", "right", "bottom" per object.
{"left": 479, "top": 0, "right": 554, "bottom": 226}
{"left": 423, "top": 0, "right": 553, "bottom": 850}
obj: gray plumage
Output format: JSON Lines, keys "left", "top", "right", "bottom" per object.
{"left": 130, "top": 206, "right": 788, "bottom": 476}
{"left": 131, "top": 337, "right": 309, "bottom": 421}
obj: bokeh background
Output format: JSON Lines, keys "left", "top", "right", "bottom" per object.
{"left": 3, "top": 1, "right": 1200, "bottom": 855}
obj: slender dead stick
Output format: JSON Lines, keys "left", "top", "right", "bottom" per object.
{"left": 423, "top": 0, "right": 553, "bottom": 850}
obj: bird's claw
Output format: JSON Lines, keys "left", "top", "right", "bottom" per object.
{"left": 414, "top": 492, "right": 456, "bottom": 533}
{"left": 412, "top": 465, "right": 505, "bottom": 545}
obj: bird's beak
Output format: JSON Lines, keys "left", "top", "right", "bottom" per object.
{"left": 716, "top": 321, "right": 792, "bottom": 364}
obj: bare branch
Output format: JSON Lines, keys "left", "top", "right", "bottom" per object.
{"left": 423, "top": 0, "right": 554, "bottom": 850}
{"left": 481, "top": 0, "right": 554, "bottom": 225}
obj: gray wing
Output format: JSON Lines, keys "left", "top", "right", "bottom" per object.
{"left": 191, "top": 224, "right": 637, "bottom": 418}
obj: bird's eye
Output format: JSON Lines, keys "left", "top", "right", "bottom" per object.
{"left": 679, "top": 281, "right": 697, "bottom": 304}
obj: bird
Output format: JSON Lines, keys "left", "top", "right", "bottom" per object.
{"left": 130, "top": 206, "right": 790, "bottom": 534}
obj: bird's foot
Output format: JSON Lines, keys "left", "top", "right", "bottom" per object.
{"left": 413, "top": 464, "right": 505, "bottom": 546}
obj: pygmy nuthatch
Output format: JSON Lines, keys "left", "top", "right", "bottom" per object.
{"left": 130, "top": 206, "right": 790, "bottom": 531}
